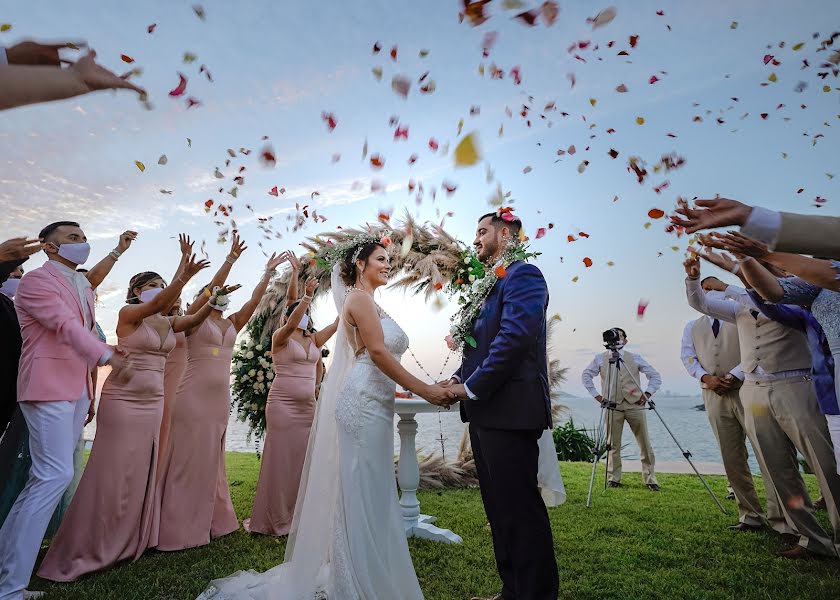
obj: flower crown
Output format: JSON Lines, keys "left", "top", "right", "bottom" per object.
{"left": 321, "top": 230, "right": 393, "bottom": 268}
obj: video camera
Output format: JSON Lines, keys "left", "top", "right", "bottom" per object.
{"left": 602, "top": 328, "right": 625, "bottom": 350}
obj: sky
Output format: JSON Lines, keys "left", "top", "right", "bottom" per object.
{"left": 1, "top": 0, "right": 838, "bottom": 396}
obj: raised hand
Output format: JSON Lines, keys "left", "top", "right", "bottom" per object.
{"left": 67, "top": 50, "right": 145, "bottom": 95}
{"left": 697, "top": 245, "right": 738, "bottom": 272}
{"left": 217, "top": 284, "right": 242, "bottom": 296}
{"left": 671, "top": 198, "right": 752, "bottom": 234}
{"left": 5, "top": 40, "right": 84, "bottom": 67}
{"left": 266, "top": 252, "right": 288, "bottom": 272}
{"left": 712, "top": 231, "right": 770, "bottom": 260}
{"left": 0, "top": 237, "right": 43, "bottom": 262}
{"left": 183, "top": 254, "right": 211, "bottom": 279}
{"left": 178, "top": 233, "right": 194, "bottom": 257}
{"left": 228, "top": 233, "right": 247, "bottom": 262}
{"left": 286, "top": 250, "right": 301, "bottom": 272}
{"left": 303, "top": 277, "right": 318, "bottom": 296}
{"left": 683, "top": 256, "right": 700, "bottom": 279}
{"left": 117, "top": 230, "right": 138, "bottom": 254}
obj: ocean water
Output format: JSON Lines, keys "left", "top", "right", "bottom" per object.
{"left": 83, "top": 393, "right": 758, "bottom": 472}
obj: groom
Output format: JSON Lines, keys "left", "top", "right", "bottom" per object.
{"left": 444, "top": 211, "right": 558, "bottom": 600}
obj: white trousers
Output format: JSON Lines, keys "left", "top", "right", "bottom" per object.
{"left": 828, "top": 414, "right": 840, "bottom": 476}
{"left": 0, "top": 394, "right": 89, "bottom": 600}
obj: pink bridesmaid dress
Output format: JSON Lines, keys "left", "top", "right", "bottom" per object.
{"left": 157, "top": 330, "right": 187, "bottom": 476}
{"left": 37, "top": 320, "right": 175, "bottom": 581}
{"left": 245, "top": 338, "right": 319, "bottom": 536}
{"left": 156, "top": 318, "right": 239, "bottom": 551}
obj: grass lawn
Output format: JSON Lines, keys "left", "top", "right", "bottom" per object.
{"left": 29, "top": 453, "right": 840, "bottom": 600}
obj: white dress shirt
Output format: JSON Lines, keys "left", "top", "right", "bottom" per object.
{"left": 741, "top": 206, "right": 782, "bottom": 251}
{"left": 680, "top": 318, "right": 744, "bottom": 381}
{"left": 685, "top": 277, "right": 809, "bottom": 382}
{"left": 0, "top": 47, "right": 7, "bottom": 66}
{"left": 580, "top": 349, "right": 662, "bottom": 399}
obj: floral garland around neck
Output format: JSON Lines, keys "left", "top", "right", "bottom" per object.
{"left": 446, "top": 239, "right": 539, "bottom": 353}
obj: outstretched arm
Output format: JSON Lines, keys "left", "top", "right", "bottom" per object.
{"left": 230, "top": 253, "right": 288, "bottom": 332}
{"left": 272, "top": 277, "right": 316, "bottom": 348}
{"left": 313, "top": 316, "right": 339, "bottom": 348}
{"left": 188, "top": 233, "right": 247, "bottom": 315}
{"left": 118, "top": 253, "right": 209, "bottom": 331}
{"left": 286, "top": 251, "right": 301, "bottom": 305}
{"left": 85, "top": 230, "right": 137, "bottom": 289}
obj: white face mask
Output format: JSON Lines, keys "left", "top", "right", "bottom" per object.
{"left": 297, "top": 314, "right": 310, "bottom": 330}
{"left": 0, "top": 278, "right": 20, "bottom": 298}
{"left": 139, "top": 287, "right": 164, "bottom": 303}
{"left": 55, "top": 241, "right": 91, "bottom": 266}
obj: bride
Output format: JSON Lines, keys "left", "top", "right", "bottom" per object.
{"left": 199, "top": 238, "right": 455, "bottom": 599}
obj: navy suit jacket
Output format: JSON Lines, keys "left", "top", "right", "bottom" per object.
{"left": 454, "top": 260, "right": 552, "bottom": 431}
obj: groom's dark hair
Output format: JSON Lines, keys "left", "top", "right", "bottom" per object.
{"left": 479, "top": 212, "right": 522, "bottom": 237}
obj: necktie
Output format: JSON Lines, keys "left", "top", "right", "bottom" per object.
{"left": 712, "top": 318, "right": 720, "bottom": 338}
{"left": 750, "top": 310, "right": 759, "bottom": 320}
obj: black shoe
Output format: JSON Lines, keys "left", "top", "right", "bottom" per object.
{"left": 729, "top": 522, "right": 762, "bottom": 532}
{"left": 647, "top": 483, "right": 660, "bottom": 492}
{"left": 780, "top": 533, "right": 800, "bottom": 546}
{"left": 815, "top": 497, "right": 827, "bottom": 511}
{"left": 725, "top": 491, "right": 736, "bottom": 500}
{"left": 608, "top": 481, "right": 622, "bottom": 488}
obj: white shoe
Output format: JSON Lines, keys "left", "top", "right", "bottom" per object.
{"left": 24, "top": 590, "right": 46, "bottom": 599}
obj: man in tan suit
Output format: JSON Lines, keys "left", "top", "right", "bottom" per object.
{"left": 681, "top": 278, "right": 765, "bottom": 532}
{"left": 685, "top": 257, "right": 840, "bottom": 559}
{"left": 671, "top": 197, "right": 840, "bottom": 259}
{"left": 582, "top": 328, "right": 663, "bottom": 491}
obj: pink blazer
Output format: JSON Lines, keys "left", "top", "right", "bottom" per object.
{"left": 15, "top": 261, "right": 110, "bottom": 402}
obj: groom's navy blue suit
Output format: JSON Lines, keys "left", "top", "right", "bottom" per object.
{"left": 454, "top": 260, "right": 559, "bottom": 600}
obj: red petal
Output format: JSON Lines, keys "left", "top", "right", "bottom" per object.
{"left": 583, "top": 257, "right": 593, "bottom": 268}
{"left": 648, "top": 208, "right": 665, "bottom": 219}
{"left": 168, "top": 73, "right": 188, "bottom": 97}
{"left": 535, "top": 228, "right": 546, "bottom": 239}
{"left": 147, "top": 23, "right": 157, "bottom": 34}
{"left": 121, "top": 54, "right": 134, "bottom": 63}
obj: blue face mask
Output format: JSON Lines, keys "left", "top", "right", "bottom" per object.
{"left": 0, "top": 278, "right": 20, "bottom": 298}
{"left": 55, "top": 241, "right": 91, "bottom": 266}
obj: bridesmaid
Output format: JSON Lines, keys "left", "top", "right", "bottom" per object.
{"left": 245, "top": 278, "right": 339, "bottom": 536}
{"left": 38, "top": 238, "right": 213, "bottom": 581}
{"left": 157, "top": 296, "right": 185, "bottom": 475}
{"left": 157, "top": 249, "right": 289, "bottom": 551}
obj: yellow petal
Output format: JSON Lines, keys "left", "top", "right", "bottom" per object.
{"left": 453, "top": 132, "right": 482, "bottom": 167}
{"left": 589, "top": 98, "right": 597, "bottom": 107}
{"left": 457, "top": 118, "right": 464, "bottom": 135}
{"left": 372, "top": 66, "right": 383, "bottom": 81}
{"left": 0, "top": 24, "right": 11, "bottom": 32}
{"left": 135, "top": 160, "right": 146, "bottom": 172}
{"left": 792, "top": 42, "right": 804, "bottom": 51}
{"left": 644, "top": 222, "right": 652, "bottom": 229}
{"left": 636, "top": 116, "right": 645, "bottom": 125}
{"left": 571, "top": 276, "right": 579, "bottom": 283}
{"left": 824, "top": 85, "right": 831, "bottom": 93}
{"left": 768, "top": 73, "right": 777, "bottom": 82}
{"left": 478, "top": 63, "right": 485, "bottom": 76}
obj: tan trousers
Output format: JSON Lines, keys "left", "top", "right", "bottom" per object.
{"left": 741, "top": 378, "right": 840, "bottom": 556}
{"left": 607, "top": 405, "right": 657, "bottom": 485}
{"left": 703, "top": 388, "right": 763, "bottom": 526}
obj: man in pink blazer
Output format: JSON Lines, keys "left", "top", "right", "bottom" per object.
{"left": 0, "top": 221, "right": 132, "bottom": 600}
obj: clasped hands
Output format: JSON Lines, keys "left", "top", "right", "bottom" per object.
{"left": 702, "top": 373, "right": 738, "bottom": 396}
{"left": 421, "top": 378, "right": 465, "bottom": 408}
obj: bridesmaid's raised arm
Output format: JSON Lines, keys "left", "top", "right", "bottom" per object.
{"left": 170, "top": 284, "right": 239, "bottom": 333}
{"left": 84, "top": 230, "right": 137, "bottom": 289}
{"left": 119, "top": 247, "right": 209, "bottom": 329}
{"left": 272, "top": 278, "right": 317, "bottom": 349}
{"left": 230, "top": 252, "right": 288, "bottom": 333}
{"left": 286, "top": 250, "right": 301, "bottom": 305}
{"left": 313, "top": 316, "right": 339, "bottom": 348}
{"left": 188, "top": 233, "right": 247, "bottom": 316}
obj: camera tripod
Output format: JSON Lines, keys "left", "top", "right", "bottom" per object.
{"left": 585, "top": 346, "right": 727, "bottom": 514}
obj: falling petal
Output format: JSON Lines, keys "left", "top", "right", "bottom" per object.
{"left": 587, "top": 6, "right": 617, "bottom": 29}
{"left": 391, "top": 75, "right": 411, "bottom": 99}
{"left": 648, "top": 208, "right": 665, "bottom": 219}
{"left": 583, "top": 257, "right": 593, "bottom": 267}
{"left": 134, "top": 160, "right": 145, "bottom": 172}
{"left": 158, "top": 154, "right": 168, "bottom": 165}
{"left": 168, "top": 73, "right": 188, "bottom": 97}
{"left": 454, "top": 132, "right": 482, "bottom": 167}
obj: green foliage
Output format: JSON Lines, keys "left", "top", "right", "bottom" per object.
{"left": 552, "top": 418, "right": 597, "bottom": 462}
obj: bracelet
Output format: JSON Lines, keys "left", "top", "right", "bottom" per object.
{"left": 730, "top": 263, "right": 741, "bottom": 275}
{"left": 225, "top": 256, "right": 236, "bottom": 265}
{"left": 302, "top": 295, "right": 313, "bottom": 302}
{"left": 177, "top": 275, "right": 188, "bottom": 284}
{"left": 108, "top": 250, "right": 121, "bottom": 261}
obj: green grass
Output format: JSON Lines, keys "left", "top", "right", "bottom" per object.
{"left": 30, "top": 453, "right": 840, "bottom": 600}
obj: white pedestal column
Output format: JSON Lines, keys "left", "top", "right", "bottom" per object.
{"left": 395, "top": 399, "right": 462, "bottom": 544}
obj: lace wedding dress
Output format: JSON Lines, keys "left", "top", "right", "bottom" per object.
{"left": 198, "top": 266, "right": 423, "bottom": 600}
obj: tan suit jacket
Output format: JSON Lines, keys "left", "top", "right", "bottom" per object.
{"left": 776, "top": 212, "right": 840, "bottom": 258}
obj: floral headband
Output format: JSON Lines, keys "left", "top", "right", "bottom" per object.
{"left": 320, "top": 230, "right": 393, "bottom": 268}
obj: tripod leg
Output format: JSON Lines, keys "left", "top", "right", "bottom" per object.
{"left": 586, "top": 403, "right": 609, "bottom": 509}
{"left": 647, "top": 402, "right": 728, "bottom": 515}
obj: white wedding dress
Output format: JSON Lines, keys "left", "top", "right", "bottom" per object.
{"left": 198, "top": 267, "right": 423, "bottom": 600}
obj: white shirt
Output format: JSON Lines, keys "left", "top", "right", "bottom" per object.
{"left": 685, "top": 277, "right": 809, "bottom": 381}
{"left": 0, "top": 47, "right": 7, "bottom": 66}
{"left": 580, "top": 349, "right": 662, "bottom": 399}
{"left": 680, "top": 319, "right": 744, "bottom": 381}
{"left": 741, "top": 206, "right": 782, "bottom": 251}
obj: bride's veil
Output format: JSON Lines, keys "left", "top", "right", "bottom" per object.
{"left": 200, "top": 264, "right": 351, "bottom": 599}
{"left": 283, "top": 263, "right": 351, "bottom": 589}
